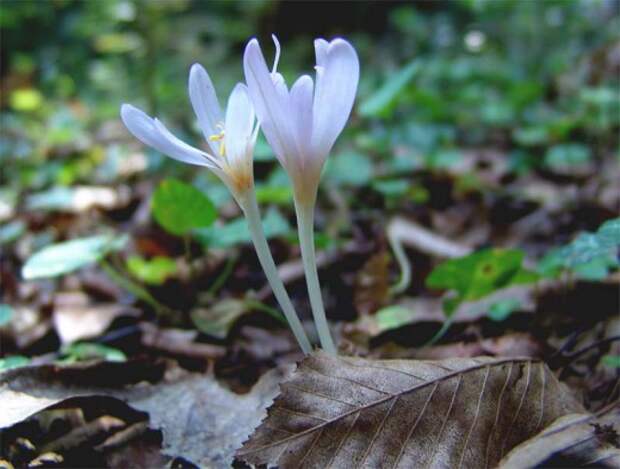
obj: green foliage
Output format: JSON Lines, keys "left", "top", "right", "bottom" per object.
{"left": 21, "top": 234, "right": 128, "bottom": 280}
{"left": 602, "top": 355, "right": 620, "bottom": 369}
{"left": 126, "top": 256, "right": 177, "bottom": 285}
{"left": 0, "top": 356, "right": 30, "bottom": 371}
{"left": 374, "top": 305, "right": 416, "bottom": 333}
{"left": 544, "top": 144, "right": 592, "bottom": 172}
{"left": 324, "top": 152, "right": 374, "bottom": 187}
{"left": 539, "top": 218, "right": 620, "bottom": 280}
{"left": 195, "top": 208, "right": 290, "bottom": 249}
{"left": 360, "top": 60, "right": 420, "bottom": 117}
{"left": 59, "top": 343, "right": 126, "bottom": 363}
{"left": 0, "top": 304, "right": 14, "bottom": 327}
{"left": 191, "top": 299, "right": 249, "bottom": 339}
{"left": 255, "top": 186, "right": 293, "bottom": 205}
{"left": 426, "top": 249, "right": 537, "bottom": 315}
{"left": 488, "top": 299, "right": 521, "bottom": 322}
{"left": 151, "top": 179, "right": 216, "bottom": 236}
{"left": 0, "top": 220, "right": 25, "bottom": 245}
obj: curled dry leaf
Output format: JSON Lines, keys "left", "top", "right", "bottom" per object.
{"left": 499, "top": 403, "right": 620, "bottom": 468}
{"left": 238, "top": 352, "right": 583, "bottom": 468}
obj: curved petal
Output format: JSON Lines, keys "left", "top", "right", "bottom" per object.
{"left": 311, "top": 38, "right": 360, "bottom": 161}
{"left": 314, "top": 38, "right": 329, "bottom": 67}
{"left": 243, "top": 39, "right": 297, "bottom": 166}
{"left": 289, "top": 75, "right": 314, "bottom": 163}
{"left": 224, "top": 83, "right": 255, "bottom": 168}
{"left": 188, "top": 63, "right": 222, "bottom": 154}
{"left": 120, "top": 104, "right": 216, "bottom": 168}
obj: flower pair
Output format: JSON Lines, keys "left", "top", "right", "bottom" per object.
{"left": 121, "top": 36, "right": 359, "bottom": 355}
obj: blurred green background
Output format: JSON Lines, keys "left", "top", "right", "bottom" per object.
{"left": 1, "top": 0, "right": 619, "bottom": 273}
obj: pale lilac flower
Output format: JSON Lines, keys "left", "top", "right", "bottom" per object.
{"left": 243, "top": 36, "right": 360, "bottom": 204}
{"left": 120, "top": 64, "right": 312, "bottom": 354}
{"left": 243, "top": 36, "right": 359, "bottom": 355}
{"left": 121, "top": 64, "right": 257, "bottom": 201}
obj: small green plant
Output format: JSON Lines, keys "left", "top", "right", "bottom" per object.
{"left": 539, "top": 218, "right": 620, "bottom": 281}
{"left": 426, "top": 248, "right": 537, "bottom": 316}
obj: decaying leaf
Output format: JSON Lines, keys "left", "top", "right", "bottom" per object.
{"left": 127, "top": 367, "right": 287, "bottom": 468}
{"left": 354, "top": 250, "right": 391, "bottom": 316}
{"left": 499, "top": 403, "right": 620, "bottom": 467}
{"left": 0, "top": 361, "right": 289, "bottom": 468}
{"left": 0, "top": 361, "right": 165, "bottom": 429}
{"left": 239, "top": 352, "right": 583, "bottom": 468}
{"left": 53, "top": 291, "right": 139, "bottom": 344}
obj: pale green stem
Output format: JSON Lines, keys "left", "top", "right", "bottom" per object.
{"left": 388, "top": 227, "right": 411, "bottom": 295}
{"left": 294, "top": 198, "right": 337, "bottom": 355}
{"left": 240, "top": 191, "right": 312, "bottom": 354}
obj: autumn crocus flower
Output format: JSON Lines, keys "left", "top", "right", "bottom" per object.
{"left": 244, "top": 36, "right": 360, "bottom": 354}
{"left": 120, "top": 64, "right": 312, "bottom": 354}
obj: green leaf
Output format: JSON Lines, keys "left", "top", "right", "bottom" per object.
{"left": 598, "top": 217, "right": 620, "bottom": 247}
{"left": 602, "top": 355, "right": 620, "bottom": 369}
{"left": 195, "top": 208, "right": 290, "bottom": 249}
{"left": 426, "top": 149, "right": 463, "bottom": 170}
{"left": 372, "top": 179, "right": 410, "bottom": 198}
{"left": 427, "top": 249, "right": 534, "bottom": 315}
{"left": 375, "top": 305, "right": 416, "bottom": 333}
{"left": 152, "top": 179, "right": 217, "bottom": 236}
{"left": 538, "top": 218, "right": 620, "bottom": 279}
{"left": 513, "top": 126, "right": 549, "bottom": 146}
{"left": 0, "top": 304, "right": 14, "bottom": 327}
{"left": 60, "top": 343, "right": 126, "bottom": 363}
{"left": 10, "top": 88, "right": 43, "bottom": 112}
{"left": 544, "top": 144, "right": 591, "bottom": 171}
{"left": 0, "top": 356, "right": 30, "bottom": 371}
{"left": 0, "top": 220, "right": 25, "bottom": 245}
{"left": 190, "top": 298, "right": 249, "bottom": 339}
{"left": 126, "top": 256, "right": 177, "bottom": 285}
{"left": 488, "top": 298, "right": 521, "bottom": 322}
{"left": 255, "top": 185, "right": 293, "bottom": 205}
{"left": 324, "top": 152, "right": 374, "bottom": 187}
{"left": 360, "top": 60, "right": 420, "bottom": 117}
{"left": 22, "top": 234, "right": 128, "bottom": 280}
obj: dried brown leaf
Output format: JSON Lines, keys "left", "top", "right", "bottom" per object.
{"left": 499, "top": 403, "right": 620, "bottom": 468}
{"left": 0, "top": 361, "right": 288, "bottom": 468}
{"left": 239, "top": 352, "right": 583, "bottom": 468}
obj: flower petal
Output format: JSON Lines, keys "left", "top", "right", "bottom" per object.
{"left": 311, "top": 38, "right": 360, "bottom": 160}
{"left": 188, "top": 63, "right": 222, "bottom": 154}
{"left": 224, "top": 83, "right": 255, "bottom": 168}
{"left": 314, "top": 38, "right": 329, "bottom": 67}
{"left": 243, "top": 39, "right": 297, "bottom": 166}
{"left": 289, "top": 75, "right": 314, "bottom": 161}
{"left": 120, "top": 104, "right": 216, "bottom": 168}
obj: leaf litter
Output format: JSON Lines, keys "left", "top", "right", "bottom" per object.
{"left": 1, "top": 360, "right": 290, "bottom": 468}
{"left": 238, "top": 352, "right": 591, "bottom": 468}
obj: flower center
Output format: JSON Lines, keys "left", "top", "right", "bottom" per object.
{"left": 208, "top": 123, "right": 226, "bottom": 156}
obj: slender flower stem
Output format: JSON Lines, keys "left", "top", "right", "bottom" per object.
{"left": 294, "top": 198, "right": 337, "bottom": 355}
{"left": 240, "top": 191, "right": 312, "bottom": 354}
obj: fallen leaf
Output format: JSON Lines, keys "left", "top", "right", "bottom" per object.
{"left": 25, "top": 186, "right": 130, "bottom": 213}
{"left": 127, "top": 367, "right": 288, "bottom": 468}
{"left": 0, "top": 361, "right": 289, "bottom": 468}
{"left": 354, "top": 250, "right": 390, "bottom": 316}
{"left": 53, "top": 292, "right": 139, "bottom": 344}
{"left": 0, "top": 360, "right": 165, "bottom": 429}
{"left": 499, "top": 404, "right": 620, "bottom": 467}
{"left": 239, "top": 352, "right": 583, "bottom": 468}
{"left": 139, "top": 322, "right": 226, "bottom": 359}
{"left": 190, "top": 298, "right": 250, "bottom": 339}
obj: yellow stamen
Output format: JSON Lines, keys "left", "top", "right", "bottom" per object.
{"left": 209, "top": 125, "right": 226, "bottom": 156}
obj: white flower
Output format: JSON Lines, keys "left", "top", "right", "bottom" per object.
{"left": 120, "top": 64, "right": 257, "bottom": 200}
{"left": 243, "top": 36, "right": 360, "bottom": 204}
